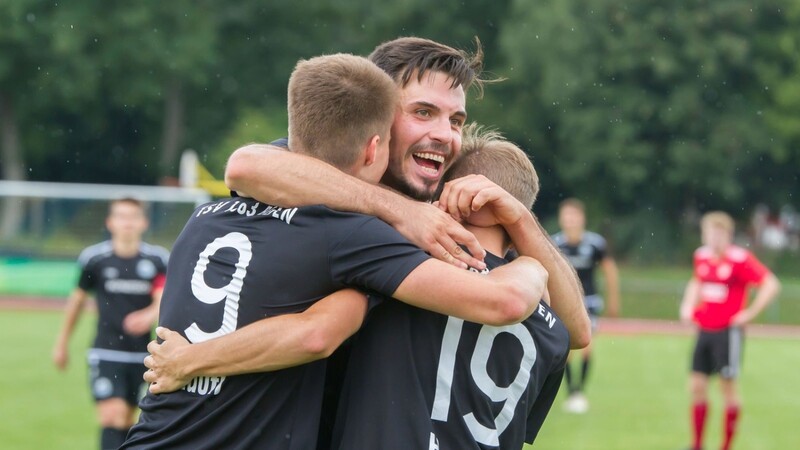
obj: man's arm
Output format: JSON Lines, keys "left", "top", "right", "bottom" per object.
{"left": 731, "top": 273, "right": 781, "bottom": 326}
{"left": 504, "top": 215, "right": 591, "bottom": 349}
{"left": 145, "top": 255, "right": 546, "bottom": 392}
{"left": 391, "top": 256, "right": 548, "bottom": 327}
{"left": 679, "top": 277, "right": 700, "bottom": 324}
{"left": 438, "top": 174, "right": 591, "bottom": 349}
{"left": 225, "top": 144, "right": 485, "bottom": 269}
{"left": 123, "top": 286, "right": 163, "bottom": 336}
{"left": 52, "top": 288, "right": 89, "bottom": 371}
{"left": 144, "top": 288, "right": 368, "bottom": 393}
{"left": 600, "top": 256, "right": 621, "bottom": 317}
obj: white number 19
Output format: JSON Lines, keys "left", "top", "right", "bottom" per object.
{"left": 431, "top": 317, "right": 537, "bottom": 447}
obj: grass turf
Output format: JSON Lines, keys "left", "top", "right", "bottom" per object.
{"left": 2, "top": 310, "right": 798, "bottom": 449}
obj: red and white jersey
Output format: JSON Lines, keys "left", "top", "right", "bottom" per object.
{"left": 692, "top": 245, "right": 769, "bottom": 330}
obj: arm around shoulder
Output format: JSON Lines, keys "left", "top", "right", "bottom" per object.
{"left": 225, "top": 143, "right": 390, "bottom": 213}
{"left": 504, "top": 212, "right": 591, "bottom": 348}
{"left": 392, "top": 256, "right": 548, "bottom": 326}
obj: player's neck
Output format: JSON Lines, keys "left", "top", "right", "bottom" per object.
{"left": 564, "top": 228, "right": 584, "bottom": 244}
{"left": 464, "top": 224, "right": 505, "bottom": 258}
{"left": 709, "top": 243, "right": 729, "bottom": 259}
{"left": 112, "top": 238, "right": 140, "bottom": 258}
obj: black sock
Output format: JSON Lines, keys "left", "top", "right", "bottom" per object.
{"left": 564, "top": 362, "right": 575, "bottom": 393}
{"left": 101, "top": 427, "right": 129, "bottom": 450}
{"left": 579, "top": 356, "right": 591, "bottom": 392}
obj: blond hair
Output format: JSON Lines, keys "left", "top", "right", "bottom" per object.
{"left": 288, "top": 54, "right": 398, "bottom": 169}
{"left": 701, "top": 211, "right": 735, "bottom": 234}
{"left": 443, "top": 123, "right": 539, "bottom": 209}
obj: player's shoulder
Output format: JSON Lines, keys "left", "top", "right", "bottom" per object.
{"left": 583, "top": 231, "right": 607, "bottom": 248}
{"left": 694, "top": 245, "right": 714, "bottom": 260}
{"left": 77, "top": 241, "right": 113, "bottom": 267}
{"left": 724, "top": 245, "right": 752, "bottom": 263}
{"left": 309, "top": 205, "right": 390, "bottom": 229}
{"left": 139, "top": 242, "right": 170, "bottom": 265}
{"left": 551, "top": 231, "right": 566, "bottom": 245}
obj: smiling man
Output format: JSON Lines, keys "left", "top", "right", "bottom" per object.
{"left": 381, "top": 68, "right": 467, "bottom": 200}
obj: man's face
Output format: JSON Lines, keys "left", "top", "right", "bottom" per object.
{"left": 381, "top": 70, "right": 466, "bottom": 201}
{"left": 701, "top": 223, "right": 731, "bottom": 253}
{"left": 559, "top": 205, "right": 586, "bottom": 234}
{"left": 106, "top": 202, "right": 148, "bottom": 241}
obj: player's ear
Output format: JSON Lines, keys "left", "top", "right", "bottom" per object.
{"left": 363, "top": 134, "right": 381, "bottom": 167}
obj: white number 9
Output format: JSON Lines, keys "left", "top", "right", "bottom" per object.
{"left": 185, "top": 232, "right": 252, "bottom": 343}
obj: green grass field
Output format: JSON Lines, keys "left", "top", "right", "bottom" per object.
{"left": 2, "top": 310, "right": 798, "bottom": 449}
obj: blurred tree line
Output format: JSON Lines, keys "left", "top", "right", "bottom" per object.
{"left": 1, "top": 0, "right": 798, "bottom": 263}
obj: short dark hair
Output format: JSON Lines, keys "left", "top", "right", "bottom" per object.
{"left": 368, "top": 37, "right": 486, "bottom": 97}
{"left": 288, "top": 54, "right": 398, "bottom": 169}
{"left": 109, "top": 197, "right": 145, "bottom": 214}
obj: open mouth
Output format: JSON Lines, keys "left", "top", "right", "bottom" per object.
{"left": 412, "top": 152, "right": 445, "bottom": 176}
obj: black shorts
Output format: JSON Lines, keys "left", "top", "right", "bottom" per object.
{"left": 691, "top": 327, "right": 744, "bottom": 379}
{"left": 88, "top": 351, "right": 148, "bottom": 405}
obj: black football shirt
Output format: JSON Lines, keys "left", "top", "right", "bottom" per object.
{"left": 77, "top": 241, "right": 168, "bottom": 356}
{"left": 122, "top": 198, "right": 430, "bottom": 450}
{"left": 551, "top": 231, "right": 607, "bottom": 297}
{"left": 331, "top": 252, "right": 570, "bottom": 449}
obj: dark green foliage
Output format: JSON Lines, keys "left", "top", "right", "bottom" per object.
{"left": 1, "top": 1, "right": 798, "bottom": 262}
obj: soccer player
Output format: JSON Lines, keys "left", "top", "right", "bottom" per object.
{"left": 551, "top": 198, "right": 620, "bottom": 413}
{"left": 679, "top": 211, "right": 780, "bottom": 450}
{"left": 123, "top": 54, "right": 547, "bottom": 450}
{"left": 52, "top": 197, "right": 168, "bottom": 450}
{"left": 225, "top": 36, "right": 591, "bottom": 347}
{"left": 330, "top": 124, "right": 571, "bottom": 449}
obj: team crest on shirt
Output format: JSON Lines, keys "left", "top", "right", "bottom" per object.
{"left": 136, "top": 259, "right": 157, "bottom": 279}
{"left": 93, "top": 377, "right": 113, "bottom": 398}
{"left": 716, "top": 263, "right": 732, "bottom": 280}
{"left": 102, "top": 267, "right": 119, "bottom": 279}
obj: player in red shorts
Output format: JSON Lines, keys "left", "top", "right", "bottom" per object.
{"left": 679, "top": 211, "right": 781, "bottom": 450}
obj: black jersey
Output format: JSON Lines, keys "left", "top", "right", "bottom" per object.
{"left": 551, "top": 231, "right": 607, "bottom": 297}
{"left": 77, "top": 241, "right": 168, "bottom": 355}
{"left": 331, "top": 252, "right": 570, "bottom": 450}
{"left": 123, "top": 198, "right": 430, "bottom": 450}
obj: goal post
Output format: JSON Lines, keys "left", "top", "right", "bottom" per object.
{"left": 0, "top": 179, "right": 212, "bottom": 259}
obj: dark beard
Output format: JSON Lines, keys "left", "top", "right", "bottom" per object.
{"left": 380, "top": 169, "right": 438, "bottom": 202}
{"left": 384, "top": 142, "right": 450, "bottom": 201}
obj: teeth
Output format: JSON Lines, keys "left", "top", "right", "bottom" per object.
{"left": 420, "top": 166, "right": 439, "bottom": 175}
{"left": 413, "top": 152, "right": 445, "bottom": 163}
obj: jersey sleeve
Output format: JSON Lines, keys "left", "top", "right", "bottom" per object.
{"left": 328, "top": 216, "right": 431, "bottom": 297}
{"left": 76, "top": 250, "right": 96, "bottom": 292}
{"left": 593, "top": 233, "right": 608, "bottom": 262}
{"left": 739, "top": 251, "right": 770, "bottom": 285}
{"left": 153, "top": 246, "right": 170, "bottom": 275}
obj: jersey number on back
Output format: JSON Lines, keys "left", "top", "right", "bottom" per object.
{"left": 431, "top": 317, "right": 537, "bottom": 446}
{"left": 185, "top": 232, "right": 253, "bottom": 343}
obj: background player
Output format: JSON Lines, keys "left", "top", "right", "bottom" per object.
{"left": 679, "top": 211, "right": 780, "bottom": 450}
{"left": 52, "top": 197, "right": 168, "bottom": 450}
{"left": 124, "top": 54, "right": 546, "bottom": 449}
{"left": 551, "top": 198, "right": 620, "bottom": 413}
{"left": 331, "top": 124, "right": 570, "bottom": 449}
